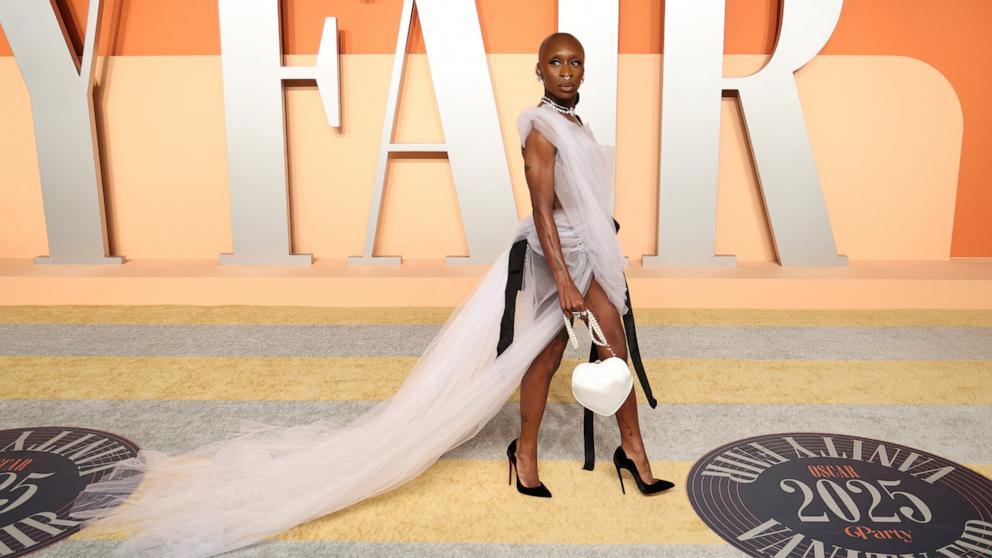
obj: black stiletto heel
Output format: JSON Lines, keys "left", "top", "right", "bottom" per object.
{"left": 613, "top": 446, "right": 674, "bottom": 496}
{"left": 614, "top": 457, "right": 626, "bottom": 495}
{"left": 506, "top": 438, "right": 552, "bottom": 498}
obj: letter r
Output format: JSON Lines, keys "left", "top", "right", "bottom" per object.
{"left": 646, "top": 0, "right": 847, "bottom": 267}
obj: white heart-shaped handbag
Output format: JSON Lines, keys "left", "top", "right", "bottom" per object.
{"left": 563, "top": 310, "right": 634, "bottom": 416}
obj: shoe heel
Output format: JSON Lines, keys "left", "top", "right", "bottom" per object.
{"left": 613, "top": 446, "right": 627, "bottom": 495}
{"left": 507, "top": 439, "right": 515, "bottom": 485}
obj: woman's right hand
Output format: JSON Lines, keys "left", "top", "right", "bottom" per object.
{"left": 558, "top": 279, "right": 586, "bottom": 317}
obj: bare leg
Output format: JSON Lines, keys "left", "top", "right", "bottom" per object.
{"left": 516, "top": 328, "right": 568, "bottom": 488}
{"left": 581, "top": 278, "right": 657, "bottom": 484}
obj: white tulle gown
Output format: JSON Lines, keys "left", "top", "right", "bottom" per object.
{"left": 69, "top": 102, "right": 631, "bottom": 557}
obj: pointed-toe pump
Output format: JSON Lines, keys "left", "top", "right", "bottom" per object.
{"left": 506, "top": 438, "right": 552, "bottom": 498}
{"left": 613, "top": 446, "right": 675, "bottom": 496}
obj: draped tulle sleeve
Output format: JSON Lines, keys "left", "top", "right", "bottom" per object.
{"left": 518, "top": 107, "right": 549, "bottom": 148}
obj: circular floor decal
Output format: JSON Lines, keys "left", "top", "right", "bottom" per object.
{"left": 0, "top": 427, "right": 140, "bottom": 557}
{"left": 688, "top": 433, "right": 992, "bottom": 557}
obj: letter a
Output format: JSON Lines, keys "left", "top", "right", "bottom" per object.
{"left": 349, "top": 0, "right": 517, "bottom": 265}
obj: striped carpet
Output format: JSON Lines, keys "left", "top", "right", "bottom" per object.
{"left": 1, "top": 306, "right": 990, "bottom": 557}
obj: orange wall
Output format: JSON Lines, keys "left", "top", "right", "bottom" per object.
{"left": 1, "top": 0, "right": 989, "bottom": 256}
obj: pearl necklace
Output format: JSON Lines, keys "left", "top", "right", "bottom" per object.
{"left": 540, "top": 95, "right": 577, "bottom": 117}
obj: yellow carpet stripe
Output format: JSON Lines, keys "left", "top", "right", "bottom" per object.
{"left": 67, "top": 461, "right": 717, "bottom": 544}
{"left": 3, "top": 306, "right": 991, "bottom": 326}
{"left": 3, "top": 357, "right": 990, "bottom": 404}
{"left": 71, "top": 460, "right": 992, "bottom": 544}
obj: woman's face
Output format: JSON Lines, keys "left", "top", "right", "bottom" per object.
{"left": 536, "top": 36, "right": 584, "bottom": 102}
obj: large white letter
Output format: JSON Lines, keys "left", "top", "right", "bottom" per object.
{"left": 645, "top": 0, "right": 847, "bottom": 267}
{"left": 0, "top": 0, "right": 121, "bottom": 265}
{"left": 217, "top": 0, "right": 340, "bottom": 266}
{"left": 349, "top": 0, "right": 518, "bottom": 265}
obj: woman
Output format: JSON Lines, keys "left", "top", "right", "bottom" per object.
{"left": 69, "top": 32, "right": 672, "bottom": 558}
{"left": 510, "top": 31, "right": 672, "bottom": 498}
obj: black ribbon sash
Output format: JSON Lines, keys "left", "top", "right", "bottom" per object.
{"left": 496, "top": 218, "right": 657, "bottom": 471}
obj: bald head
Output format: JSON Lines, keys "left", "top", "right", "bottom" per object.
{"left": 538, "top": 32, "right": 584, "bottom": 61}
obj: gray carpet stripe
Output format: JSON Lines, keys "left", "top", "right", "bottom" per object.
{"left": 1, "top": 400, "right": 989, "bottom": 464}
{"left": 34, "top": 540, "right": 740, "bottom": 558}
{"left": 1, "top": 324, "right": 990, "bottom": 359}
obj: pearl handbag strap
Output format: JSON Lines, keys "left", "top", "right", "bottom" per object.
{"left": 562, "top": 310, "right": 617, "bottom": 358}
